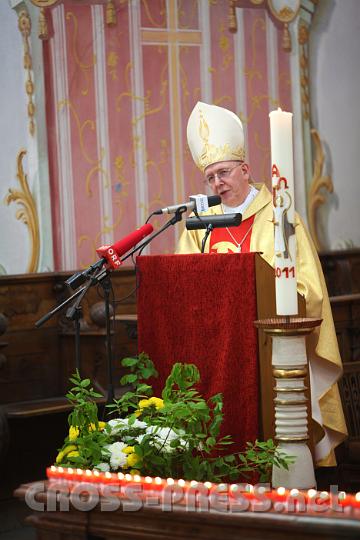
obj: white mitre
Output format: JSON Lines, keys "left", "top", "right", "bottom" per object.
{"left": 186, "top": 101, "right": 245, "bottom": 172}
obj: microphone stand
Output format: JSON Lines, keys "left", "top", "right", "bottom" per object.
{"left": 100, "top": 273, "right": 115, "bottom": 406}
{"left": 64, "top": 266, "right": 103, "bottom": 374}
{"left": 121, "top": 206, "right": 187, "bottom": 262}
{"left": 35, "top": 206, "right": 188, "bottom": 407}
{"left": 98, "top": 207, "right": 187, "bottom": 408}
{"left": 201, "top": 224, "right": 213, "bottom": 253}
{"left": 36, "top": 265, "right": 103, "bottom": 375}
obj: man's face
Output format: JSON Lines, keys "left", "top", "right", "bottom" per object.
{"left": 204, "top": 161, "right": 250, "bottom": 207}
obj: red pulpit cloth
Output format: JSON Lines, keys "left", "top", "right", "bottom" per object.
{"left": 136, "top": 253, "right": 259, "bottom": 454}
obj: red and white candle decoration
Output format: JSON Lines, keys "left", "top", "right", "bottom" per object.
{"left": 45, "top": 466, "right": 360, "bottom": 512}
{"left": 269, "top": 108, "right": 298, "bottom": 316}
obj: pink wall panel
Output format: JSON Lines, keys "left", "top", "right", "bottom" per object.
{"left": 64, "top": 5, "right": 102, "bottom": 268}
{"left": 179, "top": 45, "right": 202, "bottom": 197}
{"left": 209, "top": 0, "right": 237, "bottom": 111}
{"left": 44, "top": 1, "right": 294, "bottom": 271}
{"left": 243, "top": 8, "right": 271, "bottom": 185}
{"left": 43, "top": 41, "right": 61, "bottom": 271}
{"left": 142, "top": 44, "right": 175, "bottom": 254}
{"left": 278, "top": 31, "right": 292, "bottom": 112}
{"left": 140, "top": 0, "right": 166, "bottom": 28}
{"left": 104, "top": 3, "right": 137, "bottom": 244}
{"left": 178, "top": 0, "right": 199, "bottom": 30}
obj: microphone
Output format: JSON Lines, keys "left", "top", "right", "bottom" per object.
{"left": 96, "top": 223, "right": 154, "bottom": 269}
{"left": 154, "top": 195, "right": 221, "bottom": 215}
{"left": 186, "top": 213, "right": 242, "bottom": 230}
{"left": 65, "top": 223, "right": 154, "bottom": 290}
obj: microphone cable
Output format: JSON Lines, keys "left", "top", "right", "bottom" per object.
{"left": 192, "top": 208, "right": 213, "bottom": 253}
{"left": 145, "top": 211, "right": 158, "bottom": 224}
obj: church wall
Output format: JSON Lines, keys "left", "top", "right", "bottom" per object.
{"left": 0, "top": 4, "right": 31, "bottom": 275}
{"left": 310, "top": 0, "right": 360, "bottom": 249}
{"left": 0, "top": 0, "right": 359, "bottom": 276}
{"left": 0, "top": 0, "right": 291, "bottom": 273}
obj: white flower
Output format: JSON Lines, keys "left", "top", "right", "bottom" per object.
{"left": 133, "top": 419, "right": 148, "bottom": 430}
{"left": 107, "top": 419, "right": 126, "bottom": 435}
{"left": 107, "top": 418, "right": 147, "bottom": 435}
{"left": 145, "top": 426, "right": 186, "bottom": 453}
{"left": 104, "top": 441, "right": 128, "bottom": 470}
{"left": 95, "top": 462, "right": 110, "bottom": 472}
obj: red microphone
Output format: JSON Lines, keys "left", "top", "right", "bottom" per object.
{"left": 96, "top": 223, "right": 154, "bottom": 269}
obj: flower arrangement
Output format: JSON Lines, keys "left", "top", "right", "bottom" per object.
{"left": 55, "top": 353, "right": 292, "bottom": 483}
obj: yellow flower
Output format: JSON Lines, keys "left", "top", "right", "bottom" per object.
{"left": 56, "top": 444, "right": 78, "bottom": 464}
{"left": 138, "top": 397, "right": 164, "bottom": 411}
{"left": 67, "top": 450, "right": 79, "bottom": 457}
{"left": 89, "top": 421, "right": 106, "bottom": 432}
{"left": 149, "top": 397, "right": 164, "bottom": 409}
{"left": 69, "top": 426, "right": 79, "bottom": 441}
{"left": 126, "top": 453, "right": 141, "bottom": 467}
{"left": 123, "top": 446, "right": 135, "bottom": 455}
{"left": 138, "top": 399, "right": 151, "bottom": 409}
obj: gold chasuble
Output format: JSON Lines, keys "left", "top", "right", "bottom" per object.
{"left": 176, "top": 183, "right": 347, "bottom": 466}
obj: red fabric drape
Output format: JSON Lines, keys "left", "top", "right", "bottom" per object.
{"left": 136, "top": 253, "right": 259, "bottom": 453}
{"left": 210, "top": 216, "right": 255, "bottom": 253}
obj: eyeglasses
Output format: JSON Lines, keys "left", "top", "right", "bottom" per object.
{"left": 204, "top": 164, "right": 241, "bottom": 186}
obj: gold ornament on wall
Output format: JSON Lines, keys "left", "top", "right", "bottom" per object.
{"left": 308, "top": 130, "right": 333, "bottom": 251}
{"left": 298, "top": 23, "right": 310, "bottom": 120}
{"left": 229, "top": 0, "right": 301, "bottom": 52}
{"left": 38, "top": 7, "right": 49, "bottom": 40}
{"left": 29, "top": 0, "right": 58, "bottom": 6}
{"left": 18, "top": 10, "right": 36, "bottom": 136}
{"left": 106, "top": 0, "right": 117, "bottom": 27}
{"left": 4, "top": 150, "right": 40, "bottom": 273}
{"left": 228, "top": 0, "right": 237, "bottom": 33}
{"left": 267, "top": 0, "right": 301, "bottom": 52}
{"left": 29, "top": 1, "right": 56, "bottom": 39}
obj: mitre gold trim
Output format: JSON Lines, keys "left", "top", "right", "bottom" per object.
{"left": 196, "top": 109, "right": 245, "bottom": 172}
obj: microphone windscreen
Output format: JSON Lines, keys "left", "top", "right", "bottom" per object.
{"left": 112, "top": 223, "right": 154, "bottom": 256}
{"left": 186, "top": 213, "right": 242, "bottom": 230}
{"left": 207, "top": 195, "right": 221, "bottom": 207}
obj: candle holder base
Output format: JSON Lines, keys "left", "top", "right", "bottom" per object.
{"left": 272, "top": 442, "right": 316, "bottom": 489}
{"left": 254, "top": 316, "right": 322, "bottom": 489}
{"left": 254, "top": 316, "right": 322, "bottom": 335}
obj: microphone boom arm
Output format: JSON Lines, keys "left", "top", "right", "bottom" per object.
{"left": 121, "top": 205, "right": 187, "bottom": 262}
{"left": 35, "top": 206, "right": 188, "bottom": 328}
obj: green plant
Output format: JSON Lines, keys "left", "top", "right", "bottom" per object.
{"left": 55, "top": 356, "right": 293, "bottom": 482}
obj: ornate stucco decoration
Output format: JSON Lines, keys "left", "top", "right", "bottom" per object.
{"left": 18, "top": 9, "right": 36, "bottom": 136}
{"left": 308, "top": 130, "right": 333, "bottom": 251}
{"left": 229, "top": 0, "right": 301, "bottom": 52}
{"left": 4, "top": 150, "right": 40, "bottom": 273}
{"left": 298, "top": 23, "right": 310, "bottom": 120}
{"left": 228, "top": 1, "right": 334, "bottom": 251}
{"left": 30, "top": 0, "right": 118, "bottom": 36}
{"left": 29, "top": 0, "right": 58, "bottom": 39}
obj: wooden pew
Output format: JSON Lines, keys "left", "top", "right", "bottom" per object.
{"left": 0, "top": 268, "right": 137, "bottom": 498}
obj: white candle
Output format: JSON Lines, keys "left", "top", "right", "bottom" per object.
{"left": 269, "top": 108, "right": 298, "bottom": 316}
